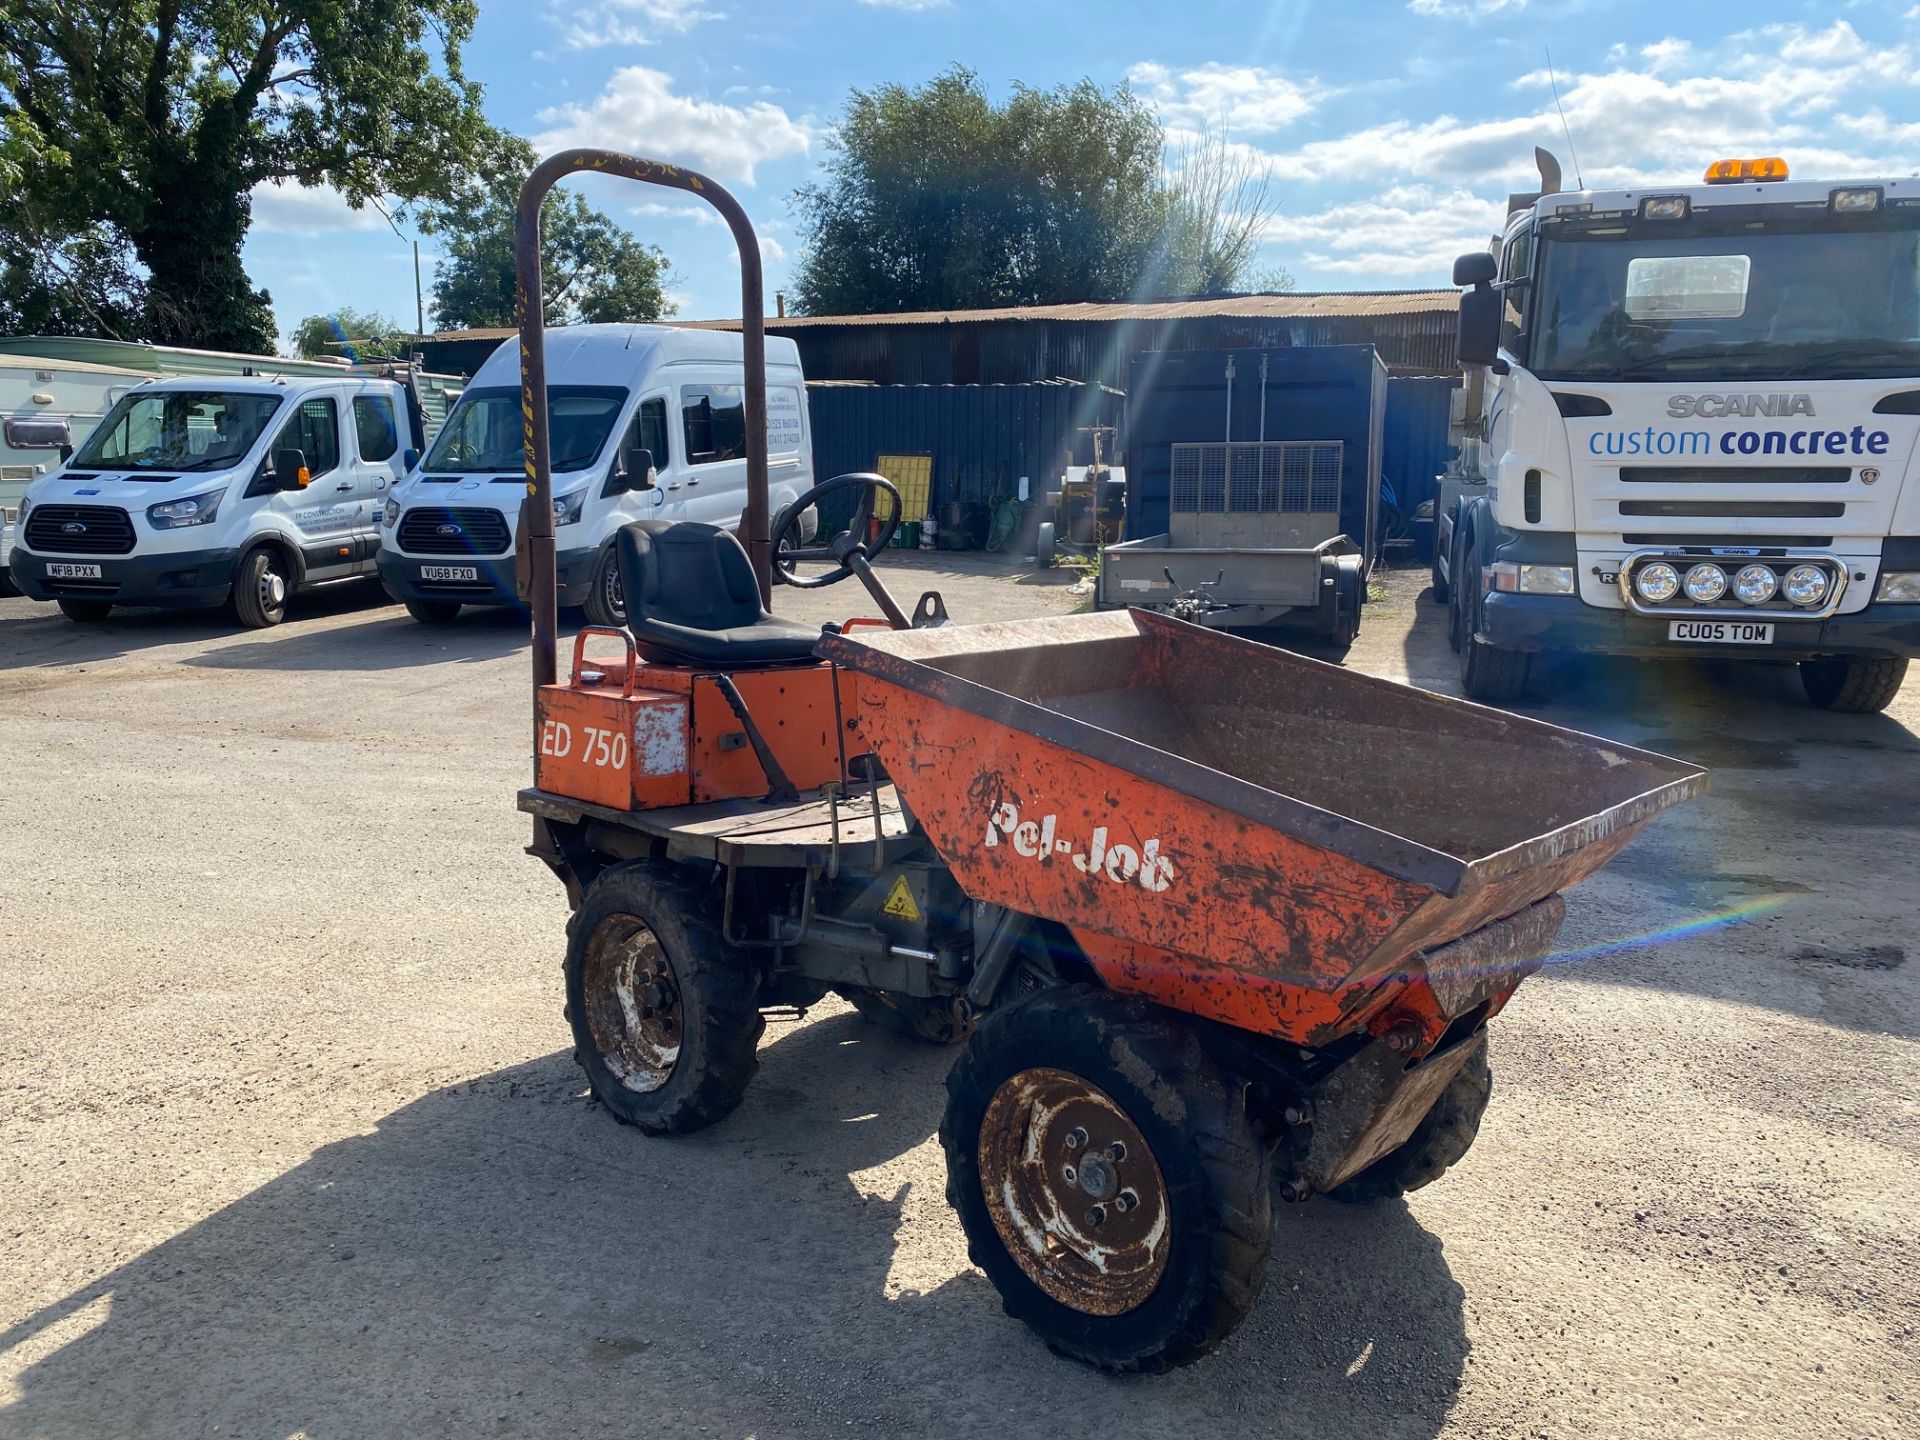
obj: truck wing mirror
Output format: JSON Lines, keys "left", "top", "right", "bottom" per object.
{"left": 1453, "top": 251, "right": 1497, "bottom": 287}
{"left": 1456, "top": 280, "right": 1503, "bottom": 368}
{"left": 272, "top": 447, "right": 311, "bottom": 490}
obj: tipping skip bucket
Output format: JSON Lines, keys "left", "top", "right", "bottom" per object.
{"left": 818, "top": 610, "right": 1705, "bottom": 1045}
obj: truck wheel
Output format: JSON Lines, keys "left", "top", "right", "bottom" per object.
{"left": 231, "top": 545, "right": 290, "bottom": 628}
{"left": 404, "top": 599, "right": 462, "bottom": 624}
{"left": 942, "top": 985, "right": 1273, "bottom": 1373}
{"left": 1799, "top": 657, "right": 1908, "bottom": 714}
{"left": 837, "top": 986, "right": 972, "bottom": 1044}
{"left": 1327, "top": 1035, "right": 1491, "bottom": 1202}
{"left": 1459, "top": 552, "right": 1530, "bottom": 703}
{"left": 582, "top": 544, "right": 626, "bottom": 628}
{"left": 564, "top": 861, "right": 763, "bottom": 1135}
{"left": 56, "top": 598, "right": 113, "bottom": 622}
{"left": 1430, "top": 543, "right": 1450, "bottom": 605}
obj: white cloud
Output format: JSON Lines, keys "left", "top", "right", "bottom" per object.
{"left": 857, "top": 0, "right": 949, "bottom": 9}
{"left": 249, "top": 181, "right": 390, "bottom": 234}
{"left": 1252, "top": 21, "right": 1920, "bottom": 188}
{"left": 631, "top": 200, "right": 725, "bottom": 227}
{"left": 758, "top": 234, "right": 788, "bottom": 264}
{"left": 551, "top": 0, "right": 722, "bottom": 49}
{"left": 534, "top": 68, "right": 812, "bottom": 185}
{"left": 1260, "top": 185, "right": 1506, "bottom": 279}
{"left": 1129, "top": 62, "right": 1325, "bottom": 135}
{"left": 1408, "top": 0, "right": 1528, "bottom": 18}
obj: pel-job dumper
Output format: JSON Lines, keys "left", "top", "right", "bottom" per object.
{"left": 511, "top": 149, "right": 1704, "bottom": 1372}
{"left": 1441, "top": 149, "right": 1920, "bottom": 711}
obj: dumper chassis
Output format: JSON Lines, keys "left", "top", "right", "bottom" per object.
{"left": 508, "top": 148, "right": 1705, "bottom": 1372}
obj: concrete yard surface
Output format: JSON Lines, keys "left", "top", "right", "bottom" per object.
{"left": 1, "top": 553, "right": 1915, "bottom": 1439}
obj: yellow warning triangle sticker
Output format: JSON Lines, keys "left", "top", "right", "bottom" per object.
{"left": 881, "top": 874, "right": 921, "bottom": 922}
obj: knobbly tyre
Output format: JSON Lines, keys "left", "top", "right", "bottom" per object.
{"left": 510, "top": 149, "right": 1707, "bottom": 1372}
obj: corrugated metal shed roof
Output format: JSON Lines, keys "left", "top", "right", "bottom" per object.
{"left": 427, "top": 290, "right": 1458, "bottom": 344}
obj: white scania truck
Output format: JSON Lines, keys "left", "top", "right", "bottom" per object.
{"left": 1440, "top": 152, "right": 1920, "bottom": 712}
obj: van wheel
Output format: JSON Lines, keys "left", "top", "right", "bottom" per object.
{"left": 582, "top": 544, "right": 626, "bottom": 628}
{"left": 232, "top": 545, "right": 290, "bottom": 628}
{"left": 1800, "top": 657, "right": 1908, "bottom": 713}
{"left": 405, "top": 599, "right": 462, "bottom": 625}
{"left": 57, "top": 598, "right": 112, "bottom": 622}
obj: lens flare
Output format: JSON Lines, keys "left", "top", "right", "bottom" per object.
{"left": 1538, "top": 890, "right": 1799, "bottom": 968}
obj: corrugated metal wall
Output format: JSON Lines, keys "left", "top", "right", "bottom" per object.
{"left": 789, "top": 312, "right": 1459, "bottom": 388}
{"left": 807, "top": 382, "right": 1125, "bottom": 529}
{"left": 1381, "top": 376, "right": 1461, "bottom": 518}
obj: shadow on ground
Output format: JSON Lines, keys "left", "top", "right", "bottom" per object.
{"left": 0, "top": 580, "right": 400, "bottom": 672}
{"left": 184, "top": 604, "right": 531, "bottom": 672}
{"left": 1, "top": 1013, "right": 1469, "bottom": 1440}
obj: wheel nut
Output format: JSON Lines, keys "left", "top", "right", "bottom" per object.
{"left": 1115, "top": 1189, "right": 1137, "bottom": 1213}
{"left": 1283, "top": 1104, "right": 1311, "bottom": 1127}
{"left": 1086, "top": 1205, "right": 1107, "bottom": 1227}
{"left": 1065, "top": 1128, "right": 1087, "bottom": 1150}
{"left": 1107, "top": 1141, "right": 1127, "bottom": 1162}
{"left": 1063, "top": 1165, "right": 1077, "bottom": 1185}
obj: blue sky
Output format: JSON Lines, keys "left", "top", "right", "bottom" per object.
{"left": 241, "top": 0, "right": 1920, "bottom": 348}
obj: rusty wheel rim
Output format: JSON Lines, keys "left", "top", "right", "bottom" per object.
{"left": 977, "top": 1067, "right": 1170, "bottom": 1317}
{"left": 581, "top": 916, "right": 682, "bottom": 1094}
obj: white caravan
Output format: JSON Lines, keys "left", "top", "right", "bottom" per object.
{"left": 378, "top": 324, "right": 816, "bottom": 625}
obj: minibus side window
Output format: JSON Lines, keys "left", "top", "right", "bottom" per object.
{"left": 681, "top": 384, "right": 747, "bottom": 466}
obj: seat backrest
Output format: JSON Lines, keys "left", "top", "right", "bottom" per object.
{"left": 616, "top": 520, "right": 770, "bottom": 633}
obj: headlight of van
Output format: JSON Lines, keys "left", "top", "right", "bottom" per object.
{"left": 553, "top": 489, "right": 587, "bottom": 525}
{"left": 147, "top": 488, "right": 227, "bottom": 529}
{"left": 383, "top": 498, "right": 400, "bottom": 526}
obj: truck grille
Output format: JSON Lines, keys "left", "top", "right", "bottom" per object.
{"left": 24, "top": 504, "right": 135, "bottom": 554}
{"left": 1618, "top": 500, "right": 1846, "bottom": 519}
{"left": 1618, "top": 466, "right": 1851, "bottom": 485}
{"left": 397, "top": 506, "right": 510, "bottom": 555}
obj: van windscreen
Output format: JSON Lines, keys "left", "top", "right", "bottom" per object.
{"left": 423, "top": 385, "right": 627, "bottom": 474}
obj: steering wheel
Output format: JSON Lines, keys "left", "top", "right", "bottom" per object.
{"left": 771, "top": 472, "right": 903, "bottom": 589}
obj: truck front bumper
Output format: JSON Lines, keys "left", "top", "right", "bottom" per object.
{"left": 1481, "top": 591, "right": 1920, "bottom": 661}
{"left": 11, "top": 545, "right": 238, "bottom": 609}
{"left": 377, "top": 545, "right": 599, "bottom": 609}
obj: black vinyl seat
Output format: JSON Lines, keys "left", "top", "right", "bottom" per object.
{"left": 616, "top": 520, "right": 821, "bottom": 667}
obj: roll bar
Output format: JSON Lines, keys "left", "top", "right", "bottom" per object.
{"left": 514, "top": 149, "right": 772, "bottom": 693}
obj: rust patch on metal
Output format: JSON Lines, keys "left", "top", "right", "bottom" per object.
{"left": 978, "top": 1067, "right": 1169, "bottom": 1317}
{"left": 582, "top": 916, "right": 682, "bottom": 1093}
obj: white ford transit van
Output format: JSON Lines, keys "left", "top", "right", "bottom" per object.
{"left": 378, "top": 324, "right": 815, "bottom": 625}
{"left": 12, "top": 373, "right": 418, "bottom": 625}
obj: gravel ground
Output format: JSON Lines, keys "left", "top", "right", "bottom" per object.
{"left": 1, "top": 553, "right": 1914, "bottom": 1440}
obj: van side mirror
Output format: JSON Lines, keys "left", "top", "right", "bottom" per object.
{"left": 605, "top": 447, "right": 654, "bottom": 497}
{"left": 1453, "top": 252, "right": 1497, "bottom": 287}
{"left": 402, "top": 448, "right": 420, "bottom": 471}
{"left": 272, "top": 447, "right": 311, "bottom": 490}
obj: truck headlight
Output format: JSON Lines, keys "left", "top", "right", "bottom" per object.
{"left": 383, "top": 498, "right": 400, "bottom": 526}
{"left": 1486, "top": 562, "right": 1575, "bottom": 595}
{"left": 1877, "top": 571, "right": 1920, "bottom": 603}
{"left": 1635, "top": 562, "right": 1681, "bottom": 603}
{"left": 553, "top": 489, "right": 587, "bottom": 526}
{"left": 1782, "top": 564, "right": 1830, "bottom": 607}
{"left": 1683, "top": 563, "right": 1728, "bottom": 603}
{"left": 1732, "top": 564, "right": 1778, "bottom": 605}
{"left": 147, "top": 488, "right": 227, "bottom": 529}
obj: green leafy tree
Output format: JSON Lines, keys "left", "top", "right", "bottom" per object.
{"left": 790, "top": 67, "right": 1281, "bottom": 315}
{"left": 428, "top": 164, "right": 674, "bottom": 329}
{"left": 292, "top": 306, "right": 405, "bottom": 361}
{"left": 0, "top": 0, "right": 497, "bottom": 351}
